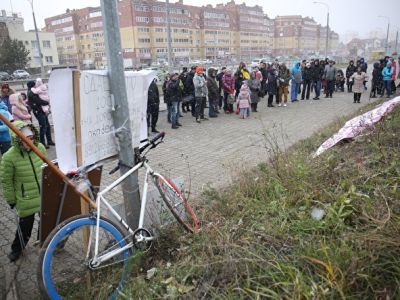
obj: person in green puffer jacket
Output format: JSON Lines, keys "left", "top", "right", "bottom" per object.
{"left": 0, "top": 121, "right": 46, "bottom": 262}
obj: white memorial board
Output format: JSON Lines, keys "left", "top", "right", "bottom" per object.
{"left": 49, "top": 69, "right": 155, "bottom": 172}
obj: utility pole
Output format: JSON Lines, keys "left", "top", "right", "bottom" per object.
{"left": 325, "top": 11, "right": 329, "bottom": 58}
{"left": 100, "top": 0, "right": 141, "bottom": 229}
{"left": 28, "top": 0, "right": 45, "bottom": 77}
{"left": 378, "top": 16, "right": 390, "bottom": 55}
{"left": 166, "top": 0, "right": 173, "bottom": 73}
{"left": 395, "top": 30, "right": 399, "bottom": 55}
{"left": 313, "top": 1, "right": 329, "bottom": 58}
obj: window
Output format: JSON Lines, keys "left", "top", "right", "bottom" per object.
{"left": 139, "top": 48, "right": 150, "bottom": 53}
{"left": 56, "top": 26, "right": 73, "bottom": 33}
{"left": 138, "top": 38, "right": 150, "bottom": 43}
{"left": 134, "top": 4, "right": 149, "bottom": 11}
{"left": 155, "top": 38, "right": 164, "bottom": 43}
{"left": 94, "top": 42, "right": 105, "bottom": 48}
{"left": 92, "top": 32, "right": 103, "bottom": 38}
{"left": 31, "top": 40, "right": 38, "bottom": 49}
{"left": 45, "top": 56, "right": 53, "bottom": 63}
{"left": 204, "top": 11, "right": 228, "bottom": 19}
{"left": 153, "top": 17, "right": 164, "bottom": 23}
{"left": 154, "top": 28, "right": 164, "bottom": 32}
{"left": 89, "top": 11, "right": 102, "bottom": 18}
{"left": 42, "top": 40, "right": 51, "bottom": 48}
{"left": 152, "top": 6, "right": 166, "bottom": 12}
{"left": 91, "top": 22, "right": 103, "bottom": 28}
{"left": 138, "top": 27, "right": 150, "bottom": 33}
{"left": 136, "top": 16, "right": 149, "bottom": 23}
{"left": 51, "top": 16, "right": 72, "bottom": 26}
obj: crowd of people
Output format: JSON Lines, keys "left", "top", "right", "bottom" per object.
{"left": 149, "top": 56, "right": 400, "bottom": 130}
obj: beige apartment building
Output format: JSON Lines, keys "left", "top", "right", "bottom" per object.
{"left": 44, "top": 1, "right": 340, "bottom": 69}
{"left": 274, "top": 15, "right": 339, "bottom": 58}
{"left": 1, "top": 10, "right": 59, "bottom": 70}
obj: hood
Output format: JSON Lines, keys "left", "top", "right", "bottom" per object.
{"left": 292, "top": 62, "right": 300, "bottom": 72}
{"left": 9, "top": 93, "right": 19, "bottom": 106}
{"left": 386, "top": 61, "right": 392, "bottom": 67}
{"left": 10, "top": 120, "right": 40, "bottom": 150}
{"left": 27, "top": 80, "right": 36, "bottom": 91}
{"left": 0, "top": 101, "right": 8, "bottom": 111}
{"left": 35, "top": 78, "right": 43, "bottom": 88}
{"left": 207, "top": 68, "right": 216, "bottom": 77}
{"left": 1, "top": 86, "right": 14, "bottom": 97}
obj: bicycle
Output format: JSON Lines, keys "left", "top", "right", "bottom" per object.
{"left": 37, "top": 132, "right": 200, "bottom": 299}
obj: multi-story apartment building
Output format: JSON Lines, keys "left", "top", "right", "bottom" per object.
{"left": 1, "top": 10, "right": 59, "bottom": 69}
{"left": 274, "top": 15, "right": 338, "bottom": 58}
{"left": 44, "top": 1, "right": 340, "bottom": 69}
{"left": 45, "top": 8, "right": 102, "bottom": 68}
{"left": 201, "top": 4, "right": 236, "bottom": 62}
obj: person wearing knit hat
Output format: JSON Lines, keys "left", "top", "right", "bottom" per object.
{"left": 236, "top": 83, "right": 251, "bottom": 119}
{"left": 193, "top": 66, "right": 208, "bottom": 123}
{"left": 0, "top": 121, "right": 46, "bottom": 261}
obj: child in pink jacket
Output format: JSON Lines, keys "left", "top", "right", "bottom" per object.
{"left": 236, "top": 84, "right": 251, "bottom": 119}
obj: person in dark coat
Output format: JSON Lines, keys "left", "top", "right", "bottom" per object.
{"left": 370, "top": 62, "right": 383, "bottom": 98}
{"left": 335, "top": 69, "right": 345, "bottom": 92}
{"left": 147, "top": 79, "right": 160, "bottom": 133}
{"left": 185, "top": 67, "right": 196, "bottom": 117}
{"left": 311, "top": 59, "right": 322, "bottom": 100}
{"left": 27, "top": 80, "right": 54, "bottom": 149}
{"left": 162, "top": 75, "right": 171, "bottom": 123}
{"left": 167, "top": 73, "right": 183, "bottom": 129}
{"left": 216, "top": 67, "right": 226, "bottom": 110}
{"left": 266, "top": 68, "right": 278, "bottom": 107}
{"left": 206, "top": 68, "right": 218, "bottom": 118}
{"left": 235, "top": 72, "right": 244, "bottom": 99}
{"left": 345, "top": 60, "right": 357, "bottom": 92}
{"left": 301, "top": 62, "right": 312, "bottom": 100}
{"left": 179, "top": 67, "right": 190, "bottom": 113}
{"left": 259, "top": 62, "right": 268, "bottom": 97}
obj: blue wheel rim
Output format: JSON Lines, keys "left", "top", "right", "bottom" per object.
{"left": 41, "top": 217, "right": 129, "bottom": 300}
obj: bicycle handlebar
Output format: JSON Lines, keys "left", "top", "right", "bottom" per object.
{"left": 109, "top": 132, "right": 166, "bottom": 175}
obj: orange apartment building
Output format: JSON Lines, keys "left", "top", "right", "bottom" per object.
{"left": 45, "top": 0, "right": 339, "bottom": 68}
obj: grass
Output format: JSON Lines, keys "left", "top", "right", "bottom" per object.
{"left": 69, "top": 101, "right": 400, "bottom": 299}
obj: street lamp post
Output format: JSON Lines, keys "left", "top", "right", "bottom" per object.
{"left": 313, "top": 1, "right": 329, "bottom": 59}
{"left": 165, "top": 0, "right": 173, "bottom": 73}
{"left": 378, "top": 16, "right": 390, "bottom": 55}
{"left": 27, "top": 0, "right": 45, "bottom": 77}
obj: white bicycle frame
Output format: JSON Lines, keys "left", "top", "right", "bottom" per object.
{"left": 89, "top": 160, "right": 164, "bottom": 267}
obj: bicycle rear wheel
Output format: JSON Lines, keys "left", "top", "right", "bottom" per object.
{"left": 37, "top": 214, "right": 131, "bottom": 300}
{"left": 154, "top": 174, "right": 200, "bottom": 233}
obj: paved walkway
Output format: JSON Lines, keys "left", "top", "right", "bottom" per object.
{"left": 0, "top": 90, "right": 381, "bottom": 299}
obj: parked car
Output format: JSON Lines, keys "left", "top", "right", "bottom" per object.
{"left": 250, "top": 58, "right": 265, "bottom": 68}
{"left": 13, "top": 69, "right": 30, "bottom": 79}
{"left": 0, "top": 71, "right": 13, "bottom": 81}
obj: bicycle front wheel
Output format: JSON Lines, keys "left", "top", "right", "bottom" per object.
{"left": 154, "top": 174, "right": 200, "bottom": 233}
{"left": 37, "top": 215, "right": 131, "bottom": 300}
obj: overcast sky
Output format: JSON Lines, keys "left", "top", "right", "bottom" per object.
{"left": 6, "top": 0, "right": 400, "bottom": 42}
